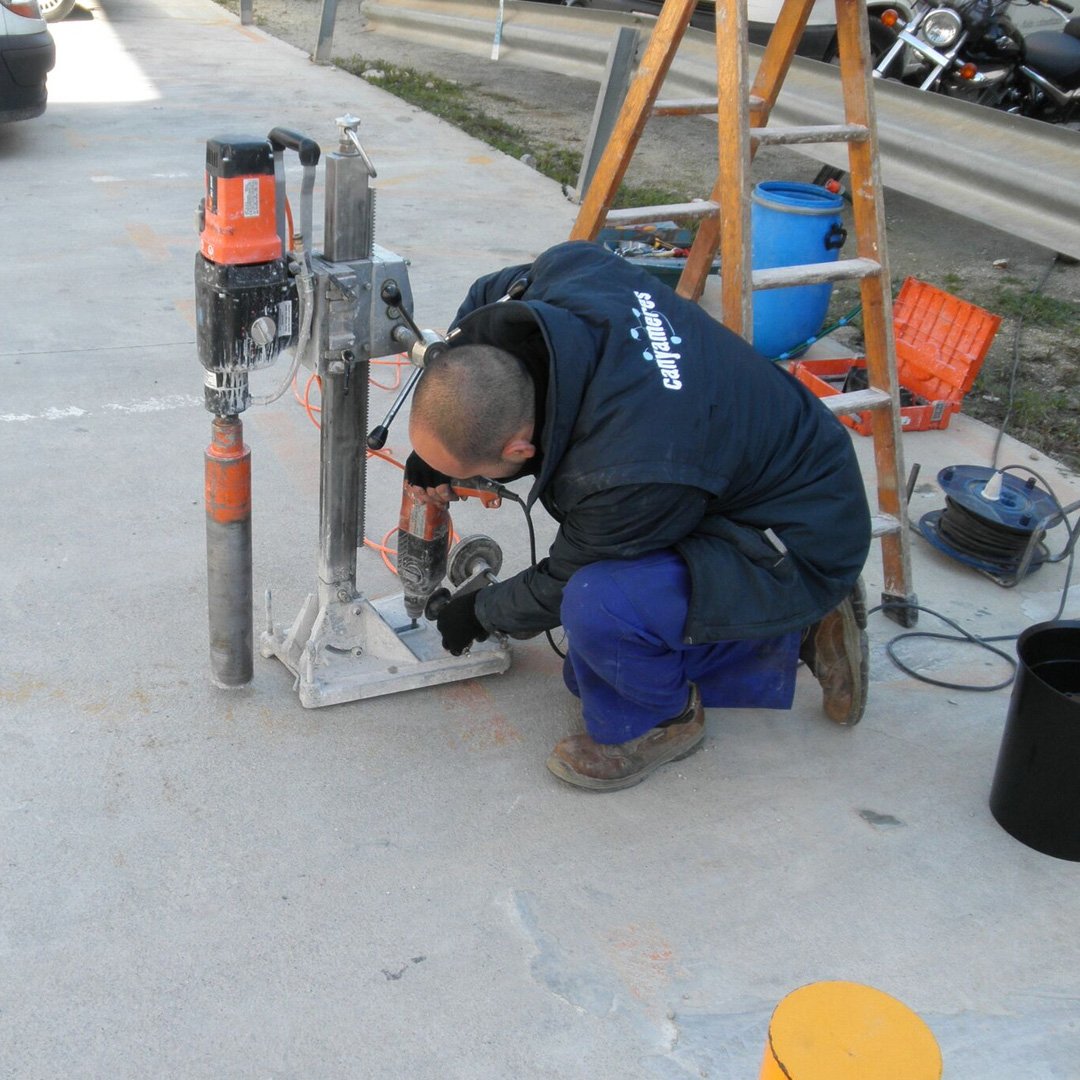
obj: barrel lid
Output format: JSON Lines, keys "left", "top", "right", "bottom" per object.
{"left": 762, "top": 981, "right": 942, "bottom": 1080}
{"left": 752, "top": 180, "right": 843, "bottom": 214}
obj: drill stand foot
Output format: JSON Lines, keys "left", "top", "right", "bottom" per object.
{"left": 260, "top": 590, "right": 511, "bottom": 708}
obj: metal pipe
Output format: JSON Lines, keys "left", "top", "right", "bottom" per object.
{"left": 317, "top": 357, "right": 367, "bottom": 598}
{"left": 314, "top": 0, "right": 340, "bottom": 63}
{"left": 205, "top": 416, "right": 254, "bottom": 687}
{"left": 576, "top": 26, "right": 640, "bottom": 202}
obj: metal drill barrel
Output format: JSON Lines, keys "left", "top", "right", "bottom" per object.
{"left": 205, "top": 415, "right": 253, "bottom": 686}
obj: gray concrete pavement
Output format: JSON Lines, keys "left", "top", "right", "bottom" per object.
{"left": 2, "top": 0, "right": 1079, "bottom": 1075}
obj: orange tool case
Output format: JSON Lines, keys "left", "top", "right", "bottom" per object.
{"left": 789, "top": 278, "right": 1001, "bottom": 435}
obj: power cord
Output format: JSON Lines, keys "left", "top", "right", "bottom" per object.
{"left": 496, "top": 486, "right": 567, "bottom": 660}
{"left": 873, "top": 255, "right": 1078, "bottom": 692}
{"left": 882, "top": 465, "right": 1078, "bottom": 691}
{"left": 871, "top": 601, "right": 1019, "bottom": 692}
{"left": 991, "top": 253, "right": 1061, "bottom": 470}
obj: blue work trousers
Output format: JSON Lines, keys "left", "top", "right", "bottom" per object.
{"left": 560, "top": 550, "right": 799, "bottom": 744}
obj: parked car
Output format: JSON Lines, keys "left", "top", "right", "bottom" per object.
{"left": 37, "top": 0, "right": 76, "bottom": 22}
{"left": 0, "top": 0, "right": 54, "bottom": 122}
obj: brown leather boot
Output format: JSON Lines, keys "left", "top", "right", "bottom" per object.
{"left": 545, "top": 685, "right": 706, "bottom": 791}
{"left": 799, "top": 578, "right": 869, "bottom": 725}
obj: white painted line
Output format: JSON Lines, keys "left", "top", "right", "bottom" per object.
{"left": 1, "top": 395, "right": 202, "bottom": 424}
{"left": 102, "top": 394, "right": 203, "bottom": 414}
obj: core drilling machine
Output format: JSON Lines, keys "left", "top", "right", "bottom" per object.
{"left": 196, "top": 117, "right": 511, "bottom": 706}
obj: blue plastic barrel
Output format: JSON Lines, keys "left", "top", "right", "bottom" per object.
{"left": 751, "top": 181, "right": 846, "bottom": 359}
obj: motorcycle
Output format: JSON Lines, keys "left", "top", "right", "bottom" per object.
{"left": 872, "top": 0, "right": 1080, "bottom": 125}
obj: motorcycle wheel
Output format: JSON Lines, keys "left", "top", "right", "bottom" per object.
{"left": 38, "top": 0, "right": 78, "bottom": 21}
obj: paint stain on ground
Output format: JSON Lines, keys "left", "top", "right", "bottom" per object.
{"left": 606, "top": 922, "right": 686, "bottom": 1047}
{"left": 859, "top": 808, "right": 905, "bottom": 828}
{"left": 0, "top": 677, "right": 49, "bottom": 705}
{"left": 125, "top": 222, "right": 172, "bottom": 262}
{"left": 439, "top": 680, "right": 523, "bottom": 749}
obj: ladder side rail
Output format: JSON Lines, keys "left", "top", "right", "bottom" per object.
{"left": 570, "top": 0, "right": 698, "bottom": 241}
{"left": 746, "top": 0, "right": 819, "bottom": 121}
{"left": 835, "top": 0, "right": 917, "bottom": 618}
{"left": 714, "top": 0, "right": 754, "bottom": 333}
{"left": 676, "top": 0, "right": 817, "bottom": 305}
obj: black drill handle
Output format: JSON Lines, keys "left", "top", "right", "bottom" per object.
{"left": 424, "top": 588, "right": 453, "bottom": 621}
{"left": 424, "top": 559, "right": 498, "bottom": 622}
{"left": 368, "top": 366, "right": 423, "bottom": 449}
{"left": 268, "top": 128, "right": 321, "bottom": 166}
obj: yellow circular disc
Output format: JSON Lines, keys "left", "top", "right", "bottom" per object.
{"left": 760, "top": 981, "right": 943, "bottom": 1080}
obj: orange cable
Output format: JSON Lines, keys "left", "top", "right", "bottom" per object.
{"left": 290, "top": 356, "right": 442, "bottom": 567}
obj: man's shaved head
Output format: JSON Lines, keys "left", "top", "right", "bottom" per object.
{"left": 411, "top": 344, "right": 535, "bottom": 466}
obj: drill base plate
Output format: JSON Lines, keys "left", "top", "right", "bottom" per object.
{"left": 261, "top": 590, "right": 511, "bottom": 708}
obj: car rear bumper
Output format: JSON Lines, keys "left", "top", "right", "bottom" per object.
{"left": 1, "top": 28, "right": 55, "bottom": 122}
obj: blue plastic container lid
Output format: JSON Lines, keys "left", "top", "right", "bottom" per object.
{"left": 752, "top": 180, "right": 843, "bottom": 215}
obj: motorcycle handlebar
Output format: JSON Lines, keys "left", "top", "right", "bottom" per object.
{"left": 1043, "top": 0, "right": 1073, "bottom": 13}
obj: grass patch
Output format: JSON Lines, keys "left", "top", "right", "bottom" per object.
{"left": 336, "top": 58, "right": 694, "bottom": 214}
{"left": 989, "top": 286, "right": 1080, "bottom": 331}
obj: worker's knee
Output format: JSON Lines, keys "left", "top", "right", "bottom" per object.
{"left": 561, "top": 561, "right": 624, "bottom": 641}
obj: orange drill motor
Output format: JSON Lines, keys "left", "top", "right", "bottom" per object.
{"left": 396, "top": 478, "right": 504, "bottom": 622}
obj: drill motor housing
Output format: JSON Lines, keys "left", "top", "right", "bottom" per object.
{"left": 196, "top": 135, "right": 297, "bottom": 417}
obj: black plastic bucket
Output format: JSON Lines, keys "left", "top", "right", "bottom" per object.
{"left": 989, "top": 620, "right": 1080, "bottom": 860}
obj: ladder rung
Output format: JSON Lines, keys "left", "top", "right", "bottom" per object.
{"left": 653, "top": 98, "right": 718, "bottom": 116}
{"left": 752, "top": 258, "right": 881, "bottom": 290}
{"left": 604, "top": 201, "right": 719, "bottom": 226}
{"left": 871, "top": 512, "right": 903, "bottom": 538}
{"left": 750, "top": 124, "right": 870, "bottom": 146}
{"left": 653, "top": 94, "right": 768, "bottom": 116}
{"left": 821, "top": 387, "right": 893, "bottom": 416}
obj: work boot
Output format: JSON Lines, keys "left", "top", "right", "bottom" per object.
{"left": 799, "top": 578, "right": 869, "bottom": 725}
{"left": 545, "top": 685, "right": 705, "bottom": 792}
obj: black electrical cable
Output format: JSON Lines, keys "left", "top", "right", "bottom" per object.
{"left": 991, "top": 253, "right": 1061, "bottom": 469}
{"left": 497, "top": 487, "right": 567, "bottom": 659}
{"left": 889, "top": 467, "right": 1080, "bottom": 691}
{"left": 935, "top": 497, "right": 1044, "bottom": 568}
{"left": 880, "top": 250, "right": 1077, "bottom": 693}
{"left": 872, "top": 601, "right": 1019, "bottom": 692}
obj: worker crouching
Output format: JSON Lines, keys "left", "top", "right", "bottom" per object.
{"left": 406, "top": 240, "right": 871, "bottom": 792}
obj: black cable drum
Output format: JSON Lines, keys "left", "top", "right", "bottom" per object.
{"left": 918, "top": 466, "right": 1058, "bottom": 579}
{"left": 936, "top": 497, "right": 1040, "bottom": 565}
{"left": 989, "top": 620, "right": 1080, "bottom": 861}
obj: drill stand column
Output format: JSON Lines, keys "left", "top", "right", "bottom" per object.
{"left": 258, "top": 118, "right": 509, "bottom": 708}
{"left": 260, "top": 333, "right": 509, "bottom": 708}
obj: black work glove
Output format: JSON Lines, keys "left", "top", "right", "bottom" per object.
{"left": 404, "top": 451, "right": 453, "bottom": 491}
{"left": 436, "top": 591, "right": 490, "bottom": 656}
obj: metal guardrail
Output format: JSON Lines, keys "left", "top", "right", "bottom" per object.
{"left": 360, "top": 0, "right": 1080, "bottom": 258}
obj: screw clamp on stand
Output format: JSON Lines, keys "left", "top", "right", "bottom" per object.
{"left": 196, "top": 116, "right": 510, "bottom": 706}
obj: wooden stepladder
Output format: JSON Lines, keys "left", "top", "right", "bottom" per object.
{"left": 571, "top": 0, "right": 917, "bottom": 624}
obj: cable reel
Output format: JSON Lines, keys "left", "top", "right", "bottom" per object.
{"left": 918, "top": 464, "right": 1060, "bottom": 585}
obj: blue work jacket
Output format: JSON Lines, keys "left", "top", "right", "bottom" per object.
{"left": 451, "top": 240, "right": 871, "bottom": 644}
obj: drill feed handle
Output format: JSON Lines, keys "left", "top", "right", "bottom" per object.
{"left": 267, "top": 128, "right": 321, "bottom": 166}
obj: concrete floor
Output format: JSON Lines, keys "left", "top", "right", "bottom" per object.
{"left": 2, "top": 0, "right": 1079, "bottom": 1075}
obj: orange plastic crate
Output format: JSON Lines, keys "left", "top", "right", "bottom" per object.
{"left": 791, "top": 278, "right": 1002, "bottom": 435}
